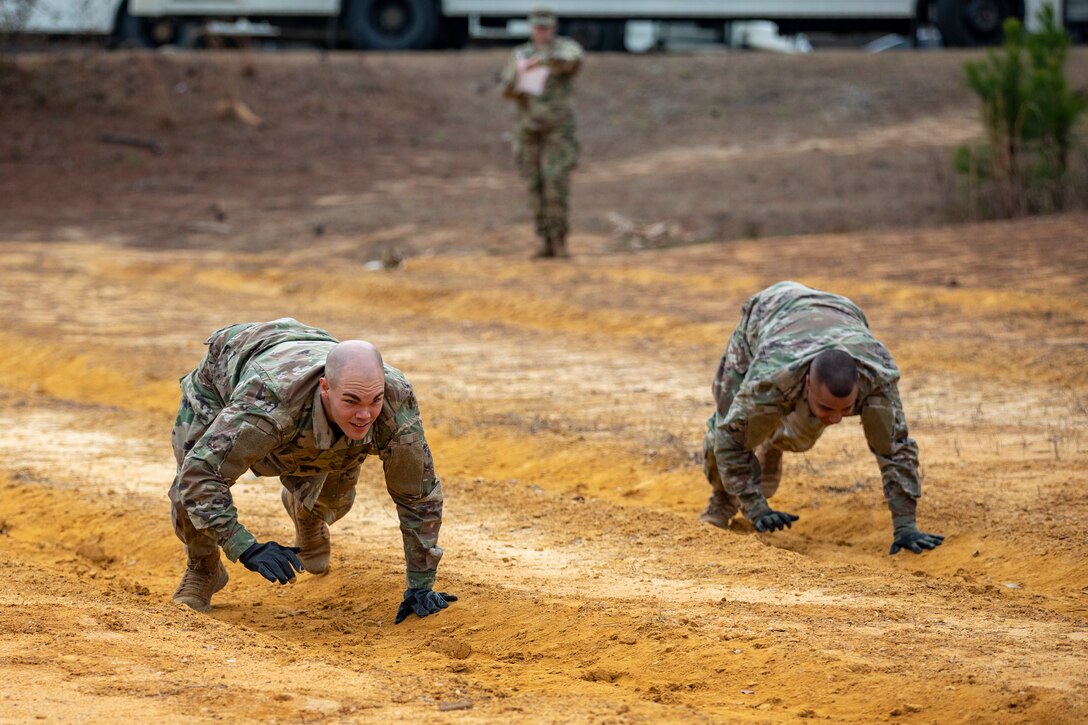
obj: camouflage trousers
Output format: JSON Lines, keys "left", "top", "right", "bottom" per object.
{"left": 514, "top": 119, "right": 579, "bottom": 241}
{"left": 703, "top": 401, "right": 829, "bottom": 520}
{"left": 169, "top": 396, "right": 359, "bottom": 560}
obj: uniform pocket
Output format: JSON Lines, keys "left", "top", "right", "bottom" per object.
{"left": 861, "top": 397, "right": 896, "bottom": 456}
{"left": 383, "top": 442, "right": 425, "bottom": 498}
{"left": 216, "top": 419, "right": 277, "bottom": 482}
{"left": 744, "top": 405, "right": 781, "bottom": 449}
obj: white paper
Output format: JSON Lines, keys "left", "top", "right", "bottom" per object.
{"left": 515, "top": 57, "right": 549, "bottom": 97}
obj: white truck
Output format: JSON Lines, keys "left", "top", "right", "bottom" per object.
{"left": 2, "top": 0, "right": 1085, "bottom": 50}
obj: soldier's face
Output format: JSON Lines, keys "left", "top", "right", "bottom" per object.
{"left": 319, "top": 374, "right": 385, "bottom": 440}
{"left": 531, "top": 24, "right": 556, "bottom": 46}
{"left": 805, "top": 376, "right": 858, "bottom": 426}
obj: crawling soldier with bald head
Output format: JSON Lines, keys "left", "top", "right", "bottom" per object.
{"left": 169, "top": 318, "right": 456, "bottom": 621}
{"left": 700, "top": 282, "right": 944, "bottom": 556}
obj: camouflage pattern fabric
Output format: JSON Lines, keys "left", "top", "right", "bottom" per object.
{"left": 170, "top": 318, "right": 444, "bottom": 589}
{"left": 704, "top": 282, "right": 922, "bottom": 534}
{"left": 501, "top": 37, "right": 583, "bottom": 242}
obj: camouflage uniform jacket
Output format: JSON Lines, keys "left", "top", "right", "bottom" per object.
{"left": 177, "top": 318, "right": 444, "bottom": 588}
{"left": 710, "top": 282, "right": 922, "bottom": 533}
{"left": 501, "top": 37, "right": 584, "bottom": 131}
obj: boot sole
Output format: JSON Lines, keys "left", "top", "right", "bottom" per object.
{"left": 699, "top": 511, "right": 731, "bottom": 530}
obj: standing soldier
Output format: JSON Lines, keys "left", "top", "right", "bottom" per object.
{"left": 700, "top": 281, "right": 945, "bottom": 556}
{"left": 169, "top": 318, "right": 456, "bottom": 623}
{"left": 501, "top": 7, "right": 584, "bottom": 259}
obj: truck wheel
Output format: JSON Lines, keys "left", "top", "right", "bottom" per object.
{"left": 936, "top": 0, "right": 1017, "bottom": 46}
{"left": 347, "top": 0, "right": 438, "bottom": 50}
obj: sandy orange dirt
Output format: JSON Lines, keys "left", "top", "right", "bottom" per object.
{"left": 0, "top": 49, "right": 1087, "bottom": 723}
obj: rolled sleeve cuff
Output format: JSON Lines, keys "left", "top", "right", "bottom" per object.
{"left": 222, "top": 526, "right": 258, "bottom": 562}
{"left": 407, "top": 569, "right": 437, "bottom": 590}
{"left": 891, "top": 514, "right": 918, "bottom": 537}
{"left": 739, "top": 492, "right": 772, "bottom": 521}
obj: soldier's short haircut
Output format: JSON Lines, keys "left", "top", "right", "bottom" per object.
{"left": 810, "top": 349, "right": 858, "bottom": 398}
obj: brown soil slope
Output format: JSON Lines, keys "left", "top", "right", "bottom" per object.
{"left": 4, "top": 49, "right": 1085, "bottom": 254}
{"left": 1, "top": 50, "right": 1087, "bottom": 723}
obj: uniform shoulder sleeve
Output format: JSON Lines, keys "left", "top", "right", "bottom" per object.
{"left": 551, "top": 38, "right": 584, "bottom": 74}
{"left": 557, "top": 38, "right": 584, "bottom": 59}
{"left": 376, "top": 366, "right": 444, "bottom": 589}
{"left": 380, "top": 366, "right": 418, "bottom": 426}
{"left": 862, "top": 383, "right": 922, "bottom": 530}
{"left": 501, "top": 49, "right": 519, "bottom": 92}
{"left": 720, "top": 379, "right": 785, "bottom": 451}
{"left": 177, "top": 394, "right": 283, "bottom": 560}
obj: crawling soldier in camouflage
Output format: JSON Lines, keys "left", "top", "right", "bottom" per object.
{"left": 169, "top": 318, "right": 456, "bottom": 622}
{"left": 501, "top": 7, "right": 584, "bottom": 259}
{"left": 700, "top": 282, "right": 944, "bottom": 555}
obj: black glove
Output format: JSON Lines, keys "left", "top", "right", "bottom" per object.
{"left": 394, "top": 588, "right": 458, "bottom": 624}
{"left": 753, "top": 510, "right": 800, "bottom": 533}
{"left": 239, "top": 541, "right": 304, "bottom": 584}
{"left": 890, "top": 529, "right": 945, "bottom": 555}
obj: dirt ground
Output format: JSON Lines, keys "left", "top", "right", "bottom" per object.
{"left": 1, "top": 48, "right": 1087, "bottom": 723}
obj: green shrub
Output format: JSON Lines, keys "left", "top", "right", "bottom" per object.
{"left": 957, "top": 3, "right": 1087, "bottom": 217}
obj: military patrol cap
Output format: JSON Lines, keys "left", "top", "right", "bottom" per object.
{"left": 528, "top": 7, "right": 558, "bottom": 27}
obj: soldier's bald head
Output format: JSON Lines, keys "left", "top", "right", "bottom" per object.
{"left": 324, "top": 340, "right": 384, "bottom": 389}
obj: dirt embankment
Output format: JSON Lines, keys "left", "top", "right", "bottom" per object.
{"left": 3, "top": 49, "right": 1085, "bottom": 257}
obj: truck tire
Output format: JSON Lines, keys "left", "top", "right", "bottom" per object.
{"left": 937, "top": 0, "right": 1017, "bottom": 46}
{"left": 347, "top": 0, "right": 438, "bottom": 50}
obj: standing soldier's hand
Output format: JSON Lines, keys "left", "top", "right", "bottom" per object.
{"left": 395, "top": 588, "right": 458, "bottom": 624}
{"left": 889, "top": 529, "right": 945, "bottom": 555}
{"left": 752, "top": 510, "right": 800, "bottom": 532}
{"left": 239, "top": 541, "right": 305, "bottom": 584}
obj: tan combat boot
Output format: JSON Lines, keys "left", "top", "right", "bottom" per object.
{"left": 698, "top": 491, "right": 737, "bottom": 529}
{"left": 172, "top": 553, "right": 228, "bottom": 613}
{"left": 281, "top": 488, "right": 331, "bottom": 575}
{"left": 755, "top": 441, "right": 783, "bottom": 497}
{"left": 551, "top": 232, "right": 570, "bottom": 259}
{"left": 532, "top": 232, "right": 555, "bottom": 259}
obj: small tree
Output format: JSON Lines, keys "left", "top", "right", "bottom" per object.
{"left": 957, "top": 3, "right": 1087, "bottom": 217}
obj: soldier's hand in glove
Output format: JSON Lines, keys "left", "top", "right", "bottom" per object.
{"left": 394, "top": 588, "right": 458, "bottom": 624}
{"left": 239, "top": 541, "right": 304, "bottom": 584}
{"left": 752, "top": 510, "right": 800, "bottom": 533}
{"left": 889, "top": 529, "right": 945, "bottom": 555}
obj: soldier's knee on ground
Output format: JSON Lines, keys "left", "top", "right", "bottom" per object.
{"left": 310, "top": 489, "right": 356, "bottom": 525}
{"left": 282, "top": 488, "right": 332, "bottom": 575}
